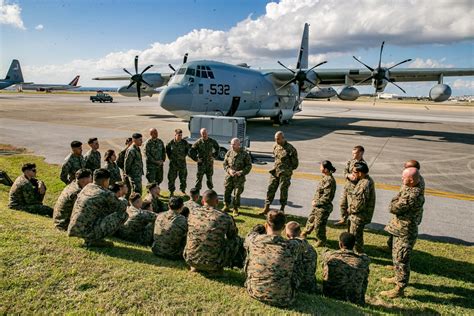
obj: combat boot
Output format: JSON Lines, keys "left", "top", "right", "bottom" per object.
{"left": 169, "top": 191, "right": 174, "bottom": 197}
{"left": 381, "top": 276, "right": 397, "bottom": 284}
{"left": 258, "top": 204, "right": 270, "bottom": 216}
{"left": 380, "top": 286, "right": 404, "bottom": 298}
{"left": 334, "top": 218, "right": 347, "bottom": 227}
{"left": 233, "top": 207, "right": 239, "bottom": 217}
{"left": 222, "top": 203, "right": 231, "bottom": 213}
{"left": 279, "top": 205, "right": 285, "bottom": 212}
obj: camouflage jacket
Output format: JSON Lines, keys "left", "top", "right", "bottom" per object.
{"left": 293, "top": 237, "right": 318, "bottom": 292}
{"left": 343, "top": 158, "right": 365, "bottom": 183}
{"left": 8, "top": 175, "right": 44, "bottom": 209}
{"left": 272, "top": 141, "right": 298, "bottom": 177}
{"left": 124, "top": 145, "right": 144, "bottom": 177}
{"left": 53, "top": 180, "right": 82, "bottom": 230}
{"left": 152, "top": 210, "right": 188, "bottom": 258}
{"left": 223, "top": 149, "right": 252, "bottom": 179}
{"left": 68, "top": 183, "right": 128, "bottom": 238}
{"left": 144, "top": 193, "right": 168, "bottom": 213}
{"left": 105, "top": 161, "right": 122, "bottom": 185}
{"left": 144, "top": 138, "right": 166, "bottom": 166}
{"left": 400, "top": 175, "right": 425, "bottom": 225}
{"left": 60, "top": 153, "right": 85, "bottom": 184}
{"left": 117, "top": 205, "right": 157, "bottom": 240}
{"left": 84, "top": 150, "right": 101, "bottom": 172}
{"left": 243, "top": 225, "right": 303, "bottom": 307}
{"left": 313, "top": 174, "right": 336, "bottom": 208}
{"left": 348, "top": 175, "right": 376, "bottom": 225}
{"left": 189, "top": 137, "right": 219, "bottom": 164}
{"left": 166, "top": 138, "right": 189, "bottom": 167}
{"left": 116, "top": 146, "right": 129, "bottom": 170}
{"left": 321, "top": 248, "right": 370, "bottom": 305}
{"left": 385, "top": 184, "right": 425, "bottom": 238}
{"left": 182, "top": 199, "right": 200, "bottom": 217}
{"left": 184, "top": 205, "right": 238, "bottom": 268}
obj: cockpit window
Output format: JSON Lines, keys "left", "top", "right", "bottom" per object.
{"left": 194, "top": 65, "right": 215, "bottom": 79}
{"left": 186, "top": 68, "right": 195, "bottom": 76}
{"left": 177, "top": 68, "right": 186, "bottom": 75}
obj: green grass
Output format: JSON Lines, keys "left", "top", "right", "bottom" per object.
{"left": 1, "top": 154, "right": 473, "bottom": 314}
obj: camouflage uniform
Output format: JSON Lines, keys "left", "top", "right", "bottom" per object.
{"left": 84, "top": 150, "right": 101, "bottom": 173}
{"left": 184, "top": 205, "right": 244, "bottom": 271}
{"left": 68, "top": 183, "right": 128, "bottom": 242}
{"left": 244, "top": 224, "right": 303, "bottom": 307}
{"left": 152, "top": 210, "right": 188, "bottom": 259}
{"left": 117, "top": 145, "right": 131, "bottom": 195}
{"left": 304, "top": 174, "right": 337, "bottom": 243}
{"left": 190, "top": 138, "right": 219, "bottom": 191}
{"left": 60, "top": 154, "right": 85, "bottom": 184}
{"left": 264, "top": 141, "right": 299, "bottom": 208}
{"left": 105, "top": 161, "right": 121, "bottom": 185}
{"left": 166, "top": 138, "right": 189, "bottom": 193}
{"left": 53, "top": 180, "right": 82, "bottom": 230}
{"left": 144, "top": 193, "right": 168, "bottom": 213}
{"left": 182, "top": 199, "right": 200, "bottom": 217}
{"left": 321, "top": 248, "right": 370, "bottom": 305}
{"left": 339, "top": 158, "right": 365, "bottom": 221}
{"left": 293, "top": 237, "right": 318, "bottom": 293}
{"left": 116, "top": 205, "right": 157, "bottom": 246}
{"left": 0, "top": 170, "right": 13, "bottom": 186}
{"left": 384, "top": 183, "right": 425, "bottom": 289}
{"left": 223, "top": 148, "right": 252, "bottom": 208}
{"left": 8, "top": 174, "right": 53, "bottom": 216}
{"left": 144, "top": 138, "right": 166, "bottom": 185}
{"left": 124, "top": 144, "right": 144, "bottom": 194}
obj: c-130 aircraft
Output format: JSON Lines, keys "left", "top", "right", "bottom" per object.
{"left": 94, "top": 24, "right": 473, "bottom": 124}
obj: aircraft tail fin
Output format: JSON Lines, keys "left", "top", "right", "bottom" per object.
{"left": 68, "top": 75, "right": 80, "bottom": 86}
{"left": 296, "top": 23, "right": 309, "bottom": 69}
{"left": 5, "top": 59, "right": 24, "bottom": 83}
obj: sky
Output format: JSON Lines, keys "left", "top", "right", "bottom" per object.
{"left": 1, "top": 0, "right": 473, "bottom": 96}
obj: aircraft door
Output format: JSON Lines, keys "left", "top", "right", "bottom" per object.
{"left": 226, "top": 96, "right": 240, "bottom": 116}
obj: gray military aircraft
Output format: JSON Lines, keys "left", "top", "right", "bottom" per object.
{"left": 0, "top": 60, "right": 24, "bottom": 90}
{"left": 20, "top": 75, "right": 81, "bottom": 92}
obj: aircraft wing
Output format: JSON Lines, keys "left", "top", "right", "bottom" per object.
{"left": 92, "top": 76, "right": 132, "bottom": 81}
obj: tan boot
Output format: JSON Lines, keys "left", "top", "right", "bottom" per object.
{"left": 300, "top": 230, "right": 308, "bottom": 239}
{"left": 381, "top": 276, "right": 397, "bottom": 284}
{"left": 222, "top": 203, "right": 231, "bottom": 213}
{"left": 315, "top": 240, "right": 325, "bottom": 247}
{"left": 380, "top": 286, "right": 404, "bottom": 298}
{"left": 334, "top": 219, "right": 347, "bottom": 227}
{"left": 258, "top": 204, "right": 270, "bottom": 215}
{"left": 232, "top": 207, "right": 239, "bottom": 217}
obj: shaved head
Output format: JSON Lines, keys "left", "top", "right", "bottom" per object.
{"left": 402, "top": 167, "right": 420, "bottom": 187}
{"left": 231, "top": 138, "right": 240, "bottom": 151}
{"left": 200, "top": 128, "right": 208, "bottom": 139}
{"left": 149, "top": 128, "right": 158, "bottom": 138}
{"left": 275, "top": 131, "right": 285, "bottom": 145}
{"left": 404, "top": 160, "right": 420, "bottom": 170}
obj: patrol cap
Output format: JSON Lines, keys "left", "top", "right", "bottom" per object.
{"left": 354, "top": 161, "right": 369, "bottom": 174}
{"left": 87, "top": 137, "right": 98, "bottom": 144}
{"left": 132, "top": 133, "right": 142, "bottom": 139}
{"left": 93, "top": 168, "right": 110, "bottom": 181}
{"left": 146, "top": 182, "right": 158, "bottom": 190}
{"left": 129, "top": 192, "right": 141, "bottom": 203}
{"left": 70, "top": 140, "right": 82, "bottom": 148}
{"left": 21, "top": 163, "right": 36, "bottom": 172}
{"left": 75, "top": 168, "right": 92, "bottom": 180}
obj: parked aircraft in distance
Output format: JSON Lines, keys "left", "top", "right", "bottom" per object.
{"left": 0, "top": 60, "right": 25, "bottom": 90}
{"left": 19, "top": 75, "right": 81, "bottom": 92}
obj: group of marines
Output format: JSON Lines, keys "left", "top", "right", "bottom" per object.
{"left": 4, "top": 128, "right": 425, "bottom": 306}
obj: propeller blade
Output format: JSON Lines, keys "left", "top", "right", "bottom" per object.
{"left": 296, "top": 47, "right": 304, "bottom": 70}
{"left": 123, "top": 68, "right": 133, "bottom": 76}
{"left": 304, "top": 78, "right": 317, "bottom": 86}
{"left": 137, "top": 81, "right": 142, "bottom": 100}
{"left": 353, "top": 75, "right": 374, "bottom": 86}
{"left": 277, "top": 61, "right": 295, "bottom": 74}
{"left": 141, "top": 79, "right": 152, "bottom": 87}
{"left": 385, "top": 76, "right": 407, "bottom": 93}
{"left": 307, "top": 61, "right": 327, "bottom": 72}
{"left": 388, "top": 58, "right": 413, "bottom": 70}
{"left": 378, "top": 41, "right": 385, "bottom": 69}
{"left": 134, "top": 55, "right": 139, "bottom": 74}
{"left": 277, "top": 79, "right": 296, "bottom": 91}
{"left": 140, "top": 65, "right": 154, "bottom": 75}
{"left": 183, "top": 53, "right": 188, "bottom": 64}
{"left": 353, "top": 56, "right": 374, "bottom": 72}
{"left": 127, "top": 81, "right": 136, "bottom": 89}
{"left": 168, "top": 64, "right": 176, "bottom": 72}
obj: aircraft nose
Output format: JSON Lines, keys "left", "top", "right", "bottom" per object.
{"left": 159, "top": 85, "right": 193, "bottom": 115}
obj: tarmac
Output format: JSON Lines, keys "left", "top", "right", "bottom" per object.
{"left": 0, "top": 92, "right": 473, "bottom": 244}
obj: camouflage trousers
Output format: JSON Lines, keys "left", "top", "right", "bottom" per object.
{"left": 168, "top": 162, "right": 187, "bottom": 193}
{"left": 53, "top": 209, "right": 72, "bottom": 231}
{"left": 195, "top": 162, "right": 214, "bottom": 191}
{"left": 392, "top": 234, "right": 417, "bottom": 289}
{"left": 305, "top": 205, "right": 333, "bottom": 243}
{"left": 185, "top": 236, "right": 245, "bottom": 272}
{"left": 146, "top": 165, "right": 164, "bottom": 186}
{"left": 224, "top": 175, "right": 246, "bottom": 208}
{"left": 127, "top": 175, "right": 142, "bottom": 194}
{"left": 265, "top": 172, "right": 292, "bottom": 207}
{"left": 82, "top": 211, "right": 128, "bottom": 242}
{"left": 339, "top": 181, "right": 355, "bottom": 221}
{"left": 15, "top": 204, "right": 53, "bottom": 217}
{"left": 117, "top": 222, "right": 155, "bottom": 246}
{"left": 349, "top": 219, "right": 366, "bottom": 254}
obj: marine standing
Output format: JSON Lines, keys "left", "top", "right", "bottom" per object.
{"left": 190, "top": 128, "right": 219, "bottom": 192}
{"left": 166, "top": 128, "right": 190, "bottom": 196}
{"left": 124, "top": 133, "right": 144, "bottom": 194}
{"left": 144, "top": 128, "right": 166, "bottom": 186}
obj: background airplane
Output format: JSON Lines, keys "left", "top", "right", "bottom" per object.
{"left": 0, "top": 60, "right": 25, "bottom": 90}
{"left": 19, "top": 75, "right": 81, "bottom": 92}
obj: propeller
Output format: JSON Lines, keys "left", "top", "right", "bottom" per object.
{"left": 123, "top": 55, "right": 153, "bottom": 101}
{"left": 168, "top": 53, "right": 190, "bottom": 75}
{"left": 352, "top": 41, "right": 412, "bottom": 94}
{"left": 276, "top": 59, "right": 327, "bottom": 98}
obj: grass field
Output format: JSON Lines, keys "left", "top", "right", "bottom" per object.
{"left": 0, "top": 153, "right": 473, "bottom": 314}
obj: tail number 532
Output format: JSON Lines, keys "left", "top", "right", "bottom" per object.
{"left": 210, "top": 84, "right": 230, "bottom": 95}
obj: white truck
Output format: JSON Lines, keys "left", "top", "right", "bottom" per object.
{"left": 186, "top": 115, "right": 250, "bottom": 160}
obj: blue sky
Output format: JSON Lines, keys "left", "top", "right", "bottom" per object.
{"left": 1, "top": 0, "right": 473, "bottom": 96}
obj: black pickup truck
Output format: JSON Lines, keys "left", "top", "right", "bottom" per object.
{"left": 90, "top": 92, "right": 113, "bottom": 103}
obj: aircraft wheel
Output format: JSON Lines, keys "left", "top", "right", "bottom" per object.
{"left": 218, "top": 147, "right": 227, "bottom": 161}
{"left": 272, "top": 111, "right": 284, "bottom": 125}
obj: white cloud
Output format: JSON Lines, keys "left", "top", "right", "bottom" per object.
{"left": 0, "top": 0, "right": 25, "bottom": 29}
{"left": 409, "top": 58, "right": 454, "bottom": 68}
{"left": 23, "top": 0, "right": 474, "bottom": 87}
{"left": 35, "top": 24, "right": 44, "bottom": 31}
{"left": 450, "top": 79, "right": 474, "bottom": 90}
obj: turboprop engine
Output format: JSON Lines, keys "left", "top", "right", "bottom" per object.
{"left": 429, "top": 84, "right": 452, "bottom": 102}
{"left": 337, "top": 85, "right": 360, "bottom": 101}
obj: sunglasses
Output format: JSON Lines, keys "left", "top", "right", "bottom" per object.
{"left": 31, "top": 169, "right": 37, "bottom": 172}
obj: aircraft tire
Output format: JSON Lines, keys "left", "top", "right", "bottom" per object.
{"left": 272, "top": 111, "right": 284, "bottom": 125}
{"left": 218, "top": 147, "right": 227, "bottom": 161}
